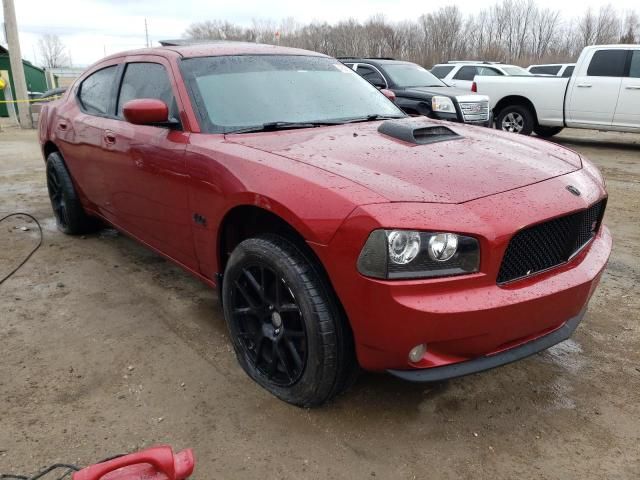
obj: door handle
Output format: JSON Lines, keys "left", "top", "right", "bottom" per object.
{"left": 625, "top": 85, "right": 640, "bottom": 90}
{"left": 577, "top": 83, "right": 592, "bottom": 88}
{"left": 104, "top": 131, "right": 116, "bottom": 144}
{"left": 57, "top": 121, "right": 68, "bottom": 131}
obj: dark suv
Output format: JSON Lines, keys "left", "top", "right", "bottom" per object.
{"left": 340, "top": 58, "right": 491, "bottom": 127}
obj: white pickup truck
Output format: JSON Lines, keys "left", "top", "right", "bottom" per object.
{"left": 475, "top": 45, "right": 640, "bottom": 137}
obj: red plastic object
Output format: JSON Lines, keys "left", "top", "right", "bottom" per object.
{"left": 72, "top": 446, "right": 194, "bottom": 480}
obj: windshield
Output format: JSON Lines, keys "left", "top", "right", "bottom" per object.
{"left": 501, "top": 66, "right": 532, "bottom": 76}
{"left": 180, "top": 55, "right": 404, "bottom": 133}
{"left": 383, "top": 63, "right": 446, "bottom": 88}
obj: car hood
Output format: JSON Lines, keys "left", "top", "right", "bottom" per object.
{"left": 225, "top": 117, "right": 582, "bottom": 204}
{"left": 400, "top": 85, "right": 481, "bottom": 98}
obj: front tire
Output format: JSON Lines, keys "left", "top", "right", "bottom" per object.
{"left": 46, "top": 152, "right": 99, "bottom": 234}
{"left": 534, "top": 126, "right": 564, "bottom": 138}
{"left": 496, "top": 105, "right": 534, "bottom": 135}
{"left": 222, "top": 234, "right": 355, "bottom": 407}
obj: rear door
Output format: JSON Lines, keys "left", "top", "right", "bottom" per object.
{"left": 612, "top": 49, "right": 640, "bottom": 130}
{"left": 449, "top": 65, "right": 477, "bottom": 89}
{"left": 61, "top": 62, "right": 121, "bottom": 213}
{"left": 565, "top": 49, "right": 626, "bottom": 127}
{"left": 105, "top": 57, "right": 196, "bottom": 268}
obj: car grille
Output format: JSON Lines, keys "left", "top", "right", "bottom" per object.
{"left": 497, "top": 199, "right": 606, "bottom": 284}
{"left": 459, "top": 101, "right": 490, "bottom": 122}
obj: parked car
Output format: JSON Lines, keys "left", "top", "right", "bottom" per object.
{"left": 39, "top": 43, "right": 611, "bottom": 407}
{"left": 475, "top": 45, "right": 640, "bottom": 136}
{"left": 340, "top": 57, "right": 491, "bottom": 126}
{"left": 430, "top": 61, "right": 532, "bottom": 90}
{"left": 527, "top": 63, "right": 575, "bottom": 77}
{"left": 30, "top": 87, "right": 67, "bottom": 117}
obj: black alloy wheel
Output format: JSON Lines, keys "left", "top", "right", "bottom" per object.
{"left": 46, "top": 162, "right": 69, "bottom": 230}
{"left": 230, "top": 263, "right": 307, "bottom": 386}
{"left": 46, "top": 152, "right": 98, "bottom": 235}
{"left": 222, "top": 234, "right": 357, "bottom": 407}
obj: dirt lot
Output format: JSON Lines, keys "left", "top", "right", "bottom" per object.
{"left": 1, "top": 127, "right": 639, "bottom": 479}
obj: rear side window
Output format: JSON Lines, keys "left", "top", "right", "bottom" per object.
{"left": 477, "top": 67, "right": 502, "bottom": 76}
{"left": 117, "top": 62, "right": 176, "bottom": 118}
{"left": 529, "top": 65, "right": 561, "bottom": 75}
{"left": 629, "top": 51, "right": 640, "bottom": 78}
{"left": 586, "top": 50, "right": 627, "bottom": 77}
{"left": 430, "top": 65, "right": 454, "bottom": 78}
{"left": 78, "top": 66, "right": 117, "bottom": 115}
{"left": 453, "top": 66, "right": 478, "bottom": 81}
{"left": 562, "top": 66, "right": 575, "bottom": 77}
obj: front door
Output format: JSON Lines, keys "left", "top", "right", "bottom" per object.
{"left": 105, "top": 58, "right": 196, "bottom": 268}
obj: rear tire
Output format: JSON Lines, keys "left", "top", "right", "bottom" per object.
{"left": 222, "top": 234, "right": 356, "bottom": 407}
{"left": 46, "top": 152, "right": 99, "bottom": 234}
{"left": 496, "top": 105, "right": 534, "bottom": 135}
{"left": 534, "top": 126, "right": 564, "bottom": 138}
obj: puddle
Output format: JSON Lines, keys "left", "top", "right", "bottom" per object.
{"left": 540, "top": 339, "right": 586, "bottom": 375}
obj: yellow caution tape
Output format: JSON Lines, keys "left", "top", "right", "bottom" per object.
{"left": 0, "top": 95, "right": 62, "bottom": 104}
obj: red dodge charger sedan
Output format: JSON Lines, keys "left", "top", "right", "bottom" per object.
{"left": 39, "top": 43, "right": 611, "bottom": 406}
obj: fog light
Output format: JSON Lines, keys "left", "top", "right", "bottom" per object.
{"left": 408, "top": 343, "right": 427, "bottom": 363}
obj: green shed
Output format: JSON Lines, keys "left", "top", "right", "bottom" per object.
{"left": 0, "top": 45, "right": 48, "bottom": 117}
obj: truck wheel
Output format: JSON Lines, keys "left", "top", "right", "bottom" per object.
{"left": 534, "top": 126, "right": 564, "bottom": 138}
{"left": 46, "top": 152, "right": 99, "bottom": 235}
{"left": 222, "top": 234, "right": 356, "bottom": 407}
{"left": 496, "top": 105, "right": 534, "bottom": 135}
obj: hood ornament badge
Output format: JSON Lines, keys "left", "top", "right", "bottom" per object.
{"left": 566, "top": 185, "right": 581, "bottom": 196}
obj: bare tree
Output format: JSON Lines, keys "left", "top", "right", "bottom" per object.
{"left": 38, "top": 34, "right": 70, "bottom": 68}
{"left": 183, "top": 1, "right": 638, "bottom": 67}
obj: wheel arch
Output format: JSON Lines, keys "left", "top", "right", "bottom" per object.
{"left": 218, "top": 204, "right": 311, "bottom": 274}
{"left": 217, "top": 204, "right": 355, "bottom": 342}
{"left": 493, "top": 95, "right": 539, "bottom": 125}
{"left": 43, "top": 141, "right": 60, "bottom": 162}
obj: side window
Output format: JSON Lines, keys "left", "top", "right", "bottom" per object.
{"left": 343, "top": 63, "right": 356, "bottom": 70}
{"left": 357, "top": 65, "right": 386, "bottom": 88}
{"left": 586, "top": 50, "right": 627, "bottom": 77}
{"left": 629, "top": 51, "right": 640, "bottom": 78}
{"left": 117, "top": 62, "right": 177, "bottom": 119}
{"left": 430, "top": 65, "right": 454, "bottom": 78}
{"left": 453, "top": 66, "right": 477, "bottom": 81}
{"left": 562, "top": 66, "right": 575, "bottom": 77}
{"left": 78, "top": 66, "right": 118, "bottom": 115}
{"left": 530, "top": 66, "right": 561, "bottom": 75}
{"left": 477, "top": 67, "right": 502, "bottom": 76}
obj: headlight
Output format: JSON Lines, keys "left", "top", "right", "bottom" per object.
{"left": 431, "top": 96, "right": 456, "bottom": 113}
{"left": 357, "top": 229, "right": 480, "bottom": 279}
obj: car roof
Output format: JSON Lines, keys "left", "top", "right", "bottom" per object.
{"left": 529, "top": 63, "right": 574, "bottom": 67}
{"left": 340, "top": 58, "right": 414, "bottom": 65}
{"left": 100, "top": 42, "right": 328, "bottom": 61}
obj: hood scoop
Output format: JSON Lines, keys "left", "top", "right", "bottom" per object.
{"left": 378, "top": 120, "right": 462, "bottom": 145}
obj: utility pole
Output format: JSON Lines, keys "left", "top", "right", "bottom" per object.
{"left": 144, "top": 18, "right": 150, "bottom": 48}
{"left": 2, "top": 0, "right": 32, "bottom": 128}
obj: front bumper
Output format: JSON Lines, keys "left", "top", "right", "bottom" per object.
{"left": 388, "top": 307, "right": 585, "bottom": 382}
{"left": 312, "top": 171, "right": 610, "bottom": 376}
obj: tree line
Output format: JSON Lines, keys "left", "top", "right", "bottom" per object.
{"left": 184, "top": 1, "right": 639, "bottom": 67}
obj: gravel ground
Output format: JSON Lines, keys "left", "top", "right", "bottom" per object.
{"left": 1, "top": 127, "right": 639, "bottom": 479}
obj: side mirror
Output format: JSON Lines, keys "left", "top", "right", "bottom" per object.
{"left": 380, "top": 89, "right": 396, "bottom": 102}
{"left": 123, "top": 98, "right": 169, "bottom": 125}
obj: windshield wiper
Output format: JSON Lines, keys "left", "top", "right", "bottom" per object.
{"left": 343, "top": 114, "right": 405, "bottom": 124}
{"left": 225, "top": 121, "right": 340, "bottom": 134}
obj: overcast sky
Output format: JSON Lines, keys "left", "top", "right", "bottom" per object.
{"left": 1, "top": 0, "right": 638, "bottom": 66}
